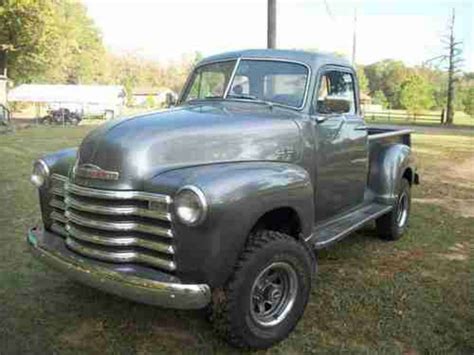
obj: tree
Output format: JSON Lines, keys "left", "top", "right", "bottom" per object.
{"left": 0, "top": 0, "right": 59, "bottom": 83}
{"left": 356, "top": 65, "right": 368, "bottom": 93}
{"left": 461, "top": 87, "right": 474, "bottom": 117}
{"left": 364, "top": 59, "right": 407, "bottom": 108}
{"left": 372, "top": 90, "right": 388, "bottom": 109}
{"left": 400, "top": 74, "right": 435, "bottom": 116}
{"left": 0, "top": 0, "right": 105, "bottom": 84}
{"left": 425, "top": 9, "right": 463, "bottom": 125}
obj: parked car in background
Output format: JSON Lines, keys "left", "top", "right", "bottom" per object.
{"left": 40, "top": 108, "right": 82, "bottom": 126}
{"left": 27, "top": 50, "right": 419, "bottom": 349}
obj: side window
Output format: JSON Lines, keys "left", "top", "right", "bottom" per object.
{"left": 230, "top": 75, "right": 250, "bottom": 96}
{"left": 315, "top": 70, "right": 356, "bottom": 115}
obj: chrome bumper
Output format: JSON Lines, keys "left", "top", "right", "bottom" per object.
{"left": 27, "top": 226, "right": 211, "bottom": 309}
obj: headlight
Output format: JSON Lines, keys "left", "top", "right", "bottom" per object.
{"left": 30, "top": 159, "right": 50, "bottom": 188}
{"left": 174, "top": 186, "right": 208, "bottom": 226}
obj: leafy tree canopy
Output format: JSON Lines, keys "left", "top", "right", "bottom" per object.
{"left": 0, "top": 0, "right": 105, "bottom": 84}
{"left": 400, "top": 73, "right": 435, "bottom": 115}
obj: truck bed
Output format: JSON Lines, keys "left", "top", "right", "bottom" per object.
{"left": 367, "top": 126, "right": 413, "bottom": 146}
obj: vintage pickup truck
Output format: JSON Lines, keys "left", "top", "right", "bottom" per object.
{"left": 28, "top": 50, "right": 419, "bottom": 349}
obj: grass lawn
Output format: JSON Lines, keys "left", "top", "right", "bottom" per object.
{"left": 0, "top": 125, "right": 473, "bottom": 354}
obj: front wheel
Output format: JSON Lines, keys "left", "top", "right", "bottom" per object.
{"left": 210, "top": 230, "right": 314, "bottom": 349}
{"left": 376, "top": 178, "right": 411, "bottom": 240}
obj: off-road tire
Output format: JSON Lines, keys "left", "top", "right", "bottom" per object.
{"left": 376, "top": 178, "right": 411, "bottom": 240}
{"left": 210, "top": 230, "right": 314, "bottom": 349}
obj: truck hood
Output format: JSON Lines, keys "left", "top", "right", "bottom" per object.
{"left": 74, "top": 103, "right": 303, "bottom": 190}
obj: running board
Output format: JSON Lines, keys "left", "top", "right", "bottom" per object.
{"left": 307, "top": 203, "right": 392, "bottom": 249}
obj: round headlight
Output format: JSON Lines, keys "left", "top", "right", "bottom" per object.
{"left": 30, "top": 160, "right": 50, "bottom": 188}
{"left": 174, "top": 186, "right": 207, "bottom": 226}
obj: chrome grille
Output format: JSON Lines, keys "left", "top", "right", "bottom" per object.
{"left": 47, "top": 174, "right": 176, "bottom": 272}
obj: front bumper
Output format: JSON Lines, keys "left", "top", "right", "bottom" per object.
{"left": 27, "top": 226, "right": 211, "bottom": 309}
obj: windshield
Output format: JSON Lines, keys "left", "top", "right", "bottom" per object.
{"left": 182, "top": 59, "right": 309, "bottom": 108}
{"left": 183, "top": 60, "right": 236, "bottom": 101}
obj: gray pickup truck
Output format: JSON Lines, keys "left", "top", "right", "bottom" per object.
{"left": 28, "top": 49, "right": 419, "bottom": 349}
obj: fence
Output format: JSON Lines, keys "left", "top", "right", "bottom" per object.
{"left": 364, "top": 110, "right": 444, "bottom": 124}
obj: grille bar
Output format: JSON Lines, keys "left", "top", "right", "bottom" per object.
{"left": 66, "top": 182, "right": 172, "bottom": 204}
{"left": 66, "top": 224, "right": 174, "bottom": 255}
{"left": 65, "top": 195, "right": 171, "bottom": 221}
{"left": 51, "top": 222, "right": 68, "bottom": 237}
{"left": 50, "top": 210, "right": 67, "bottom": 224}
{"left": 65, "top": 237, "right": 177, "bottom": 271}
{"left": 65, "top": 210, "right": 173, "bottom": 238}
{"left": 50, "top": 174, "right": 67, "bottom": 196}
{"left": 46, "top": 175, "right": 176, "bottom": 272}
{"left": 50, "top": 196, "right": 66, "bottom": 210}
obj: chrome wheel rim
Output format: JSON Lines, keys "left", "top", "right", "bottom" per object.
{"left": 397, "top": 192, "right": 408, "bottom": 228}
{"left": 250, "top": 261, "right": 298, "bottom": 327}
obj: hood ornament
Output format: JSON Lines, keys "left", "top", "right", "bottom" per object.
{"left": 74, "top": 163, "right": 119, "bottom": 181}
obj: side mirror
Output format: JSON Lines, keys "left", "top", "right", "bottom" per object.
{"left": 165, "top": 93, "right": 177, "bottom": 108}
{"left": 321, "top": 98, "right": 351, "bottom": 114}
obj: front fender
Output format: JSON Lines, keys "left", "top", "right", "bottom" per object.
{"left": 41, "top": 148, "right": 78, "bottom": 177}
{"left": 368, "top": 143, "right": 412, "bottom": 204}
{"left": 145, "top": 162, "right": 313, "bottom": 287}
{"left": 37, "top": 148, "right": 77, "bottom": 228}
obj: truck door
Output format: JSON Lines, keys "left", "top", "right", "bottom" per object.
{"left": 311, "top": 67, "right": 368, "bottom": 222}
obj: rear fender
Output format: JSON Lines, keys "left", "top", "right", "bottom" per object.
{"left": 368, "top": 143, "right": 413, "bottom": 204}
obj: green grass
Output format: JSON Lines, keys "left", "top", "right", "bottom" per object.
{"left": 0, "top": 126, "right": 473, "bottom": 354}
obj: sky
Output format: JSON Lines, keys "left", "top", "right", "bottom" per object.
{"left": 83, "top": 0, "right": 474, "bottom": 71}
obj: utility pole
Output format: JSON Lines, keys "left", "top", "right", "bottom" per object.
{"left": 352, "top": 7, "right": 357, "bottom": 64}
{"left": 267, "top": 0, "right": 276, "bottom": 49}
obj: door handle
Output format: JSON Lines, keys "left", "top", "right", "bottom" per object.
{"left": 314, "top": 115, "right": 328, "bottom": 123}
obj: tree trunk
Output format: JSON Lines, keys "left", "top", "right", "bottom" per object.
{"left": 445, "top": 9, "right": 456, "bottom": 125}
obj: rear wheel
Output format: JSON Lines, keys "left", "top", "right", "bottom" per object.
{"left": 210, "top": 230, "right": 314, "bottom": 349}
{"left": 376, "top": 178, "right": 411, "bottom": 240}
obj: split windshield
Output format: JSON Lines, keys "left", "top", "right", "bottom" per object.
{"left": 182, "top": 59, "right": 309, "bottom": 109}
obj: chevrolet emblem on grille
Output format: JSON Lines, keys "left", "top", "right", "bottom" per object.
{"left": 74, "top": 164, "right": 119, "bottom": 181}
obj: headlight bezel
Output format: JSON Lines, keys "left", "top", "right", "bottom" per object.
{"left": 30, "top": 159, "right": 50, "bottom": 188}
{"left": 174, "top": 185, "right": 208, "bottom": 226}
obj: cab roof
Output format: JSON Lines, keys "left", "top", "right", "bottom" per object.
{"left": 198, "top": 49, "right": 352, "bottom": 71}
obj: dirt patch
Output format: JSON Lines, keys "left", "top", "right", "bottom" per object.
{"left": 446, "top": 157, "right": 474, "bottom": 189}
{"left": 420, "top": 155, "right": 474, "bottom": 191}
{"left": 413, "top": 198, "right": 474, "bottom": 218}
{"left": 438, "top": 242, "right": 470, "bottom": 261}
{"left": 59, "top": 318, "right": 107, "bottom": 348}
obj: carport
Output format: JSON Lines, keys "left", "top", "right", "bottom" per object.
{"left": 8, "top": 84, "right": 126, "bottom": 122}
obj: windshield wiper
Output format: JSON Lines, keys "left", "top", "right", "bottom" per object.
{"left": 227, "top": 94, "right": 274, "bottom": 108}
